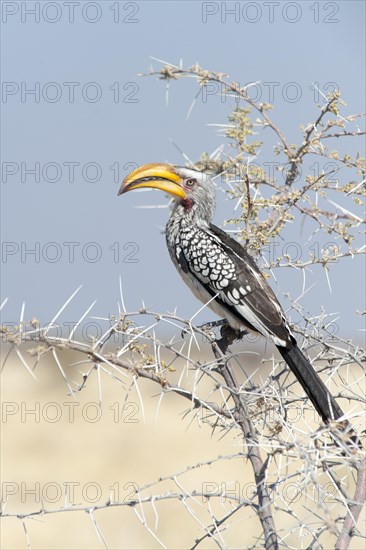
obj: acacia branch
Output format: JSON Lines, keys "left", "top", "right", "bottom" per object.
{"left": 212, "top": 325, "right": 278, "bottom": 550}
{"left": 284, "top": 96, "right": 339, "bottom": 186}
{"left": 144, "top": 65, "right": 291, "bottom": 154}
{"left": 336, "top": 457, "right": 366, "bottom": 549}
{"left": 1, "top": 327, "right": 233, "bottom": 422}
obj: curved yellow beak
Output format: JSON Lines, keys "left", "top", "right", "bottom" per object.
{"left": 118, "top": 163, "right": 186, "bottom": 199}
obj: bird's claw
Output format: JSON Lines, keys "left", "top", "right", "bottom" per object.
{"left": 181, "top": 319, "right": 228, "bottom": 341}
{"left": 197, "top": 319, "right": 227, "bottom": 332}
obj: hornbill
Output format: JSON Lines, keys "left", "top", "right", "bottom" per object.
{"left": 119, "top": 163, "right": 354, "bottom": 436}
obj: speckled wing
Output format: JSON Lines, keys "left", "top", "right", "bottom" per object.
{"left": 208, "top": 224, "right": 296, "bottom": 346}
{"left": 175, "top": 222, "right": 294, "bottom": 347}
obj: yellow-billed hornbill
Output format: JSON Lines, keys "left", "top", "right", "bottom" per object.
{"left": 119, "top": 163, "right": 347, "bottom": 427}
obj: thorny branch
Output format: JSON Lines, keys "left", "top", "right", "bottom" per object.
{"left": 214, "top": 325, "right": 278, "bottom": 550}
{"left": 1, "top": 303, "right": 365, "bottom": 549}
{"left": 144, "top": 62, "right": 365, "bottom": 253}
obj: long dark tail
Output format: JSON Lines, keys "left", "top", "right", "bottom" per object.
{"left": 277, "top": 345, "right": 361, "bottom": 449}
{"left": 277, "top": 344, "right": 345, "bottom": 423}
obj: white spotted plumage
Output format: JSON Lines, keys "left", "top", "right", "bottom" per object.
{"left": 166, "top": 207, "right": 292, "bottom": 347}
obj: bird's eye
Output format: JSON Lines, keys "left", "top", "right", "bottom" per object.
{"left": 185, "top": 178, "right": 196, "bottom": 188}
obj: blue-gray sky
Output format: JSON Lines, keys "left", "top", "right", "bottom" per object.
{"left": 1, "top": 0, "right": 365, "bottom": 340}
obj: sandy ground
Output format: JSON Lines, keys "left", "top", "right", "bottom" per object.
{"left": 1, "top": 343, "right": 364, "bottom": 549}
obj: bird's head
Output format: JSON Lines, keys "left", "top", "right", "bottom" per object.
{"left": 118, "top": 163, "right": 216, "bottom": 221}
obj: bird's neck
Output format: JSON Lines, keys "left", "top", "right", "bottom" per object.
{"left": 165, "top": 204, "right": 204, "bottom": 257}
{"left": 171, "top": 199, "right": 214, "bottom": 226}
{"left": 166, "top": 201, "right": 212, "bottom": 245}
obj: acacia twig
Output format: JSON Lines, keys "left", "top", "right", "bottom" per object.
{"left": 212, "top": 325, "right": 278, "bottom": 550}
{"left": 335, "top": 457, "right": 366, "bottom": 550}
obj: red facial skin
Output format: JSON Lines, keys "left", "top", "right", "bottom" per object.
{"left": 181, "top": 180, "right": 196, "bottom": 210}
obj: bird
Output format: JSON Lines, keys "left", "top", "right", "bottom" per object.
{"left": 118, "top": 162, "right": 353, "bottom": 435}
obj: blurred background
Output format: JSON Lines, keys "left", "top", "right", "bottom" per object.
{"left": 1, "top": 1, "right": 365, "bottom": 548}
{"left": 2, "top": 346, "right": 364, "bottom": 549}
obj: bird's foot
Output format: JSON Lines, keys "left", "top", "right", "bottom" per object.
{"left": 181, "top": 319, "right": 227, "bottom": 340}
{"left": 217, "top": 325, "right": 248, "bottom": 352}
{"left": 198, "top": 319, "right": 227, "bottom": 332}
